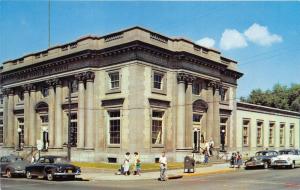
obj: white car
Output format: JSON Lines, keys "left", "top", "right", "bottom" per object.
{"left": 271, "top": 149, "right": 300, "bottom": 169}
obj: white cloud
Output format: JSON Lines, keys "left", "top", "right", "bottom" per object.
{"left": 220, "top": 29, "right": 248, "bottom": 50}
{"left": 196, "top": 37, "right": 215, "bottom": 48}
{"left": 244, "top": 23, "right": 282, "bottom": 46}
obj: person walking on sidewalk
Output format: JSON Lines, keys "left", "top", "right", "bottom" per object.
{"left": 159, "top": 151, "right": 167, "bottom": 181}
{"left": 230, "top": 152, "right": 237, "bottom": 168}
{"left": 133, "top": 152, "right": 141, "bottom": 175}
{"left": 203, "top": 149, "right": 209, "bottom": 164}
{"left": 236, "top": 151, "right": 242, "bottom": 168}
{"left": 208, "top": 138, "right": 214, "bottom": 156}
{"left": 123, "top": 152, "right": 131, "bottom": 175}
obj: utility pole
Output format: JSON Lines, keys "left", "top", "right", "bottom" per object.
{"left": 48, "top": 0, "right": 51, "bottom": 48}
{"left": 67, "top": 81, "right": 71, "bottom": 161}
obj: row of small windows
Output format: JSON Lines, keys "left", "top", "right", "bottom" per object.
{"left": 242, "top": 120, "right": 295, "bottom": 147}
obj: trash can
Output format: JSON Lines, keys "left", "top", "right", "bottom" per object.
{"left": 184, "top": 156, "right": 195, "bottom": 173}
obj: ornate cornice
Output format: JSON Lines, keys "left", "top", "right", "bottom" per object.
{"left": 1, "top": 41, "right": 242, "bottom": 86}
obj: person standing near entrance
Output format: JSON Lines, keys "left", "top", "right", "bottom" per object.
{"left": 159, "top": 151, "right": 167, "bottom": 181}
{"left": 208, "top": 138, "right": 214, "bottom": 156}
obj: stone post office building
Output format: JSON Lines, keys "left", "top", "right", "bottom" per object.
{"left": 0, "top": 27, "right": 299, "bottom": 162}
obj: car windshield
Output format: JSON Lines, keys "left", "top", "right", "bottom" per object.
{"left": 255, "top": 152, "right": 269, "bottom": 156}
{"left": 279, "top": 150, "right": 294, "bottom": 155}
{"left": 39, "top": 157, "right": 68, "bottom": 164}
{"left": 53, "top": 157, "right": 68, "bottom": 163}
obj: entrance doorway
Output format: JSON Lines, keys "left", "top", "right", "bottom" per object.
{"left": 193, "top": 128, "right": 201, "bottom": 152}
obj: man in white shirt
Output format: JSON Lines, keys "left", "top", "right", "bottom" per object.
{"left": 159, "top": 151, "right": 167, "bottom": 181}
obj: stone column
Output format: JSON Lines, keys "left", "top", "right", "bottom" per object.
{"left": 185, "top": 76, "right": 194, "bottom": 148}
{"left": 23, "top": 85, "right": 30, "bottom": 146}
{"left": 206, "top": 81, "right": 214, "bottom": 142}
{"left": 47, "top": 81, "right": 55, "bottom": 148}
{"left": 29, "top": 85, "right": 37, "bottom": 146}
{"left": 2, "top": 89, "right": 9, "bottom": 146}
{"left": 7, "top": 88, "right": 15, "bottom": 147}
{"left": 54, "top": 79, "right": 63, "bottom": 148}
{"left": 75, "top": 73, "right": 85, "bottom": 149}
{"left": 176, "top": 73, "right": 186, "bottom": 149}
{"left": 85, "top": 72, "right": 95, "bottom": 149}
{"left": 213, "top": 83, "right": 221, "bottom": 148}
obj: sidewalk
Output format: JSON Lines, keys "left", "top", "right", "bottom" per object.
{"left": 80, "top": 163, "right": 237, "bottom": 181}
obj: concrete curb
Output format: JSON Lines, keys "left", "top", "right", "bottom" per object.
{"left": 182, "top": 168, "right": 235, "bottom": 177}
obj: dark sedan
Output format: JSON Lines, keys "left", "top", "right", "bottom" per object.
{"left": 0, "top": 155, "right": 28, "bottom": 178}
{"left": 25, "top": 156, "right": 81, "bottom": 181}
{"left": 245, "top": 150, "right": 278, "bottom": 169}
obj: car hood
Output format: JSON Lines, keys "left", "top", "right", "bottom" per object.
{"left": 10, "top": 161, "right": 29, "bottom": 170}
{"left": 275, "top": 155, "right": 295, "bottom": 160}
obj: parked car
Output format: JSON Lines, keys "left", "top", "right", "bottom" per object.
{"left": 25, "top": 156, "right": 81, "bottom": 181}
{"left": 271, "top": 149, "right": 300, "bottom": 169}
{"left": 244, "top": 150, "right": 278, "bottom": 169}
{"left": 0, "top": 155, "right": 29, "bottom": 178}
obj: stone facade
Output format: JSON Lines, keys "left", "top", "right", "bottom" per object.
{"left": 236, "top": 102, "right": 300, "bottom": 156}
{"left": 0, "top": 26, "right": 298, "bottom": 163}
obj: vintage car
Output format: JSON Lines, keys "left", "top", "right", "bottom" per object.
{"left": 271, "top": 149, "right": 300, "bottom": 169}
{"left": 0, "top": 155, "right": 29, "bottom": 178}
{"left": 244, "top": 150, "right": 278, "bottom": 169}
{"left": 25, "top": 156, "right": 81, "bottom": 181}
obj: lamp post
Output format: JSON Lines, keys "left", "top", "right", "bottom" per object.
{"left": 220, "top": 129, "right": 226, "bottom": 152}
{"left": 17, "top": 127, "right": 22, "bottom": 151}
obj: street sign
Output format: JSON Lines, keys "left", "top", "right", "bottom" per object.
{"left": 37, "top": 140, "right": 43, "bottom": 151}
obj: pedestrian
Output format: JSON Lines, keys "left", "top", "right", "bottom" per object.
{"left": 204, "top": 140, "right": 210, "bottom": 156}
{"left": 123, "top": 152, "right": 131, "bottom": 175}
{"left": 203, "top": 149, "right": 209, "bottom": 164}
{"left": 230, "top": 152, "right": 236, "bottom": 168}
{"left": 159, "top": 151, "right": 167, "bottom": 181}
{"left": 236, "top": 151, "right": 242, "bottom": 168}
{"left": 133, "top": 152, "right": 141, "bottom": 175}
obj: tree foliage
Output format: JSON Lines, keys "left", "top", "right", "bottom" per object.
{"left": 241, "top": 83, "right": 300, "bottom": 112}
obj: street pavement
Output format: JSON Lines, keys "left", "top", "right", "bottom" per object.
{"left": 2, "top": 167, "right": 300, "bottom": 190}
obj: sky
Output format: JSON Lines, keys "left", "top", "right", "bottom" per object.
{"left": 1, "top": 1, "right": 300, "bottom": 98}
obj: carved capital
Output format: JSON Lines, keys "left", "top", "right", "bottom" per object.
{"left": 74, "top": 73, "right": 85, "bottom": 82}
{"left": 186, "top": 76, "right": 196, "bottom": 84}
{"left": 2, "top": 88, "right": 10, "bottom": 96}
{"left": 207, "top": 81, "right": 216, "bottom": 89}
{"left": 85, "top": 71, "right": 95, "bottom": 82}
{"left": 22, "top": 84, "right": 36, "bottom": 92}
{"left": 177, "top": 73, "right": 188, "bottom": 83}
{"left": 46, "top": 79, "right": 62, "bottom": 87}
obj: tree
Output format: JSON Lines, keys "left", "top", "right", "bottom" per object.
{"left": 241, "top": 83, "right": 300, "bottom": 112}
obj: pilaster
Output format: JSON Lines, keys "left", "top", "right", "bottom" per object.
{"left": 28, "top": 84, "right": 37, "bottom": 146}
{"left": 176, "top": 73, "right": 186, "bottom": 150}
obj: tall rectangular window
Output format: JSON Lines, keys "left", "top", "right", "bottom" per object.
{"left": 41, "top": 87, "right": 49, "bottom": 97}
{"left": 153, "top": 73, "right": 163, "bottom": 90}
{"left": 109, "top": 72, "right": 120, "bottom": 89}
{"left": 17, "top": 118, "right": 25, "bottom": 145}
{"left": 152, "top": 110, "right": 164, "bottom": 145}
{"left": 70, "top": 80, "right": 78, "bottom": 93}
{"left": 109, "top": 110, "right": 121, "bottom": 144}
{"left": 257, "top": 121, "right": 263, "bottom": 146}
{"left": 0, "top": 119, "right": 3, "bottom": 143}
{"left": 269, "top": 122, "right": 275, "bottom": 146}
{"left": 280, "top": 124, "right": 285, "bottom": 146}
{"left": 0, "top": 95, "right": 3, "bottom": 105}
{"left": 243, "top": 120, "right": 250, "bottom": 146}
{"left": 193, "top": 114, "right": 202, "bottom": 123}
{"left": 70, "top": 113, "right": 78, "bottom": 147}
{"left": 220, "top": 88, "right": 228, "bottom": 102}
{"left": 220, "top": 117, "right": 228, "bottom": 145}
{"left": 290, "top": 124, "right": 294, "bottom": 147}
{"left": 192, "top": 82, "right": 201, "bottom": 95}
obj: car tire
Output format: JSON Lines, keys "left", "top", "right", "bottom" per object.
{"left": 6, "top": 169, "right": 12, "bottom": 178}
{"left": 26, "top": 171, "right": 32, "bottom": 179}
{"left": 263, "top": 162, "right": 268, "bottom": 169}
{"left": 68, "top": 175, "right": 75, "bottom": 180}
{"left": 290, "top": 162, "right": 295, "bottom": 169}
{"left": 46, "top": 172, "right": 55, "bottom": 181}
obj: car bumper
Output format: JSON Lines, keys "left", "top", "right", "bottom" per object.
{"left": 54, "top": 171, "right": 81, "bottom": 176}
{"left": 13, "top": 170, "right": 26, "bottom": 174}
{"left": 271, "top": 161, "right": 291, "bottom": 166}
{"left": 245, "top": 162, "right": 264, "bottom": 167}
